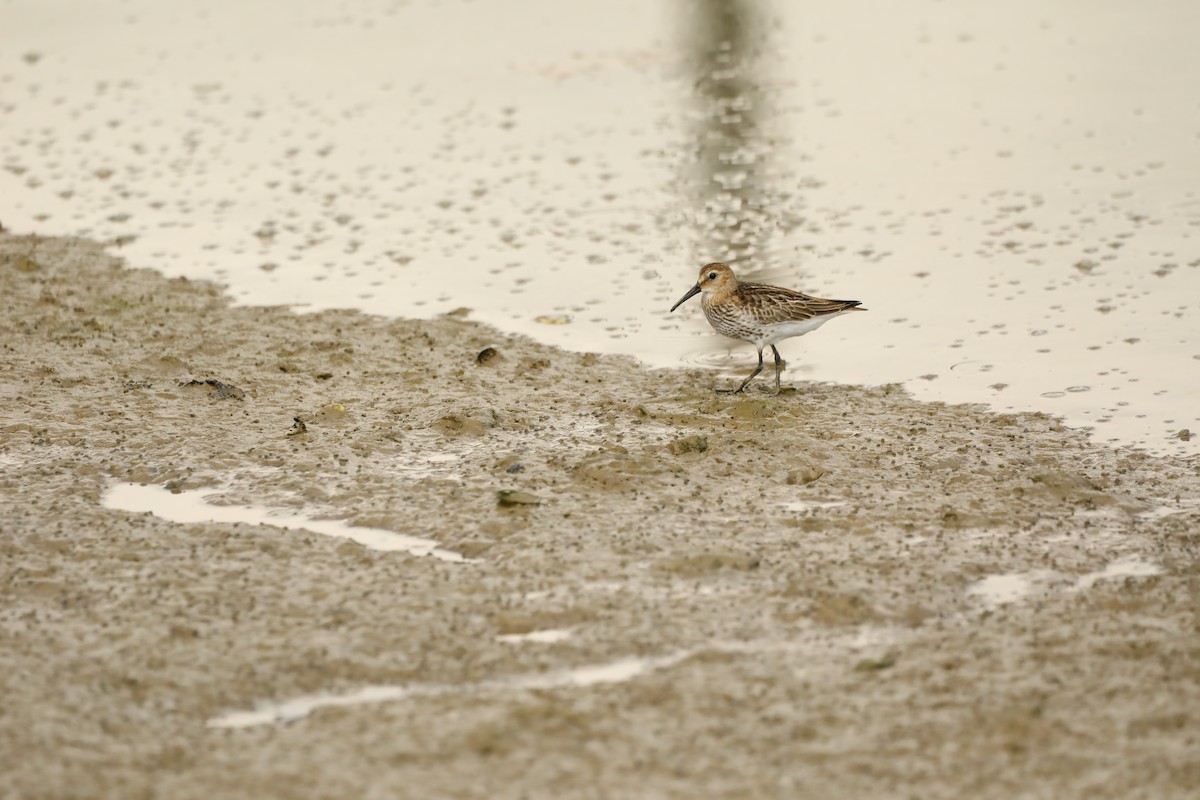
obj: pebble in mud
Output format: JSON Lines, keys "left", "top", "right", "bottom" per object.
{"left": 667, "top": 434, "right": 708, "bottom": 455}
{"left": 496, "top": 490, "right": 541, "bottom": 507}
{"left": 786, "top": 464, "right": 827, "bottom": 485}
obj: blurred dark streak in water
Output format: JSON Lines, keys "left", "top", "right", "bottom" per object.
{"left": 684, "top": 0, "right": 794, "bottom": 284}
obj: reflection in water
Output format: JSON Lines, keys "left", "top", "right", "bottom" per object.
{"left": 678, "top": 0, "right": 833, "bottom": 376}
{"left": 684, "top": 0, "right": 789, "bottom": 276}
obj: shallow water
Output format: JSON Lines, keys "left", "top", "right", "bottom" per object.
{"left": 1071, "top": 556, "right": 1164, "bottom": 591}
{"left": 3, "top": 0, "right": 1197, "bottom": 455}
{"left": 496, "top": 628, "right": 574, "bottom": 644}
{"left": 966, "top": 572, "right": 1037, "bottom": 608}
{"left": 966, "top": 555, "right": 1163, "bottom": 609}
{"left": 208, "top": 651, "right": 691, "bottom": 729}
{"left": 103, "top": 482, "right": 468, "bottom": 562}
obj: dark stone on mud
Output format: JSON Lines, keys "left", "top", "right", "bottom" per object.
{"left": 182, "top": 379, "right": 245, "bottom": 400}
{"left": 786, "top": 465, "right": 827, "bottom": 485}
{"left": 668, "top": 435, "right": 708, "bottom": 455}
{"left": 497, "top": 489, "right": 541, "bottom": 507}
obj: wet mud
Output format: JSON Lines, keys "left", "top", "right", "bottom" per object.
{"left": 1, "top": 234, "right": 1198, "bottom": 798}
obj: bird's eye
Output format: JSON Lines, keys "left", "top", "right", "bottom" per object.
{"left": 707, "top": 272, "right": 717, "bottom": 280}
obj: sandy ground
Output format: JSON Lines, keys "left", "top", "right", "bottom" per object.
{"left": 1, "top": 232, "right": 1198, "bottom": 799}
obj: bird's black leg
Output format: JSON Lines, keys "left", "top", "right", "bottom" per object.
{"left": 770, "top": 345, "right": 783, "bottom": 394}
{"left": 719, "top": 347, "right": 765, "bottom": 394}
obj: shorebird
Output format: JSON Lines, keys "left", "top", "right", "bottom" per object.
{"left": 669, "top": 262, "right": 866, "bottom": 394}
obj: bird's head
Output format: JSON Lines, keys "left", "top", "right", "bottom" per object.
{"left": 669, "top": 262, "right": 737, "bottom": 312}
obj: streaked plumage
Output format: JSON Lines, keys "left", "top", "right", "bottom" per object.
{"left": 670, "top": 262, "right": 866, "bottom": 394}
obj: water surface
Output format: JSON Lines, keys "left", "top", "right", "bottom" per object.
{"left": 3, "top": 0, "right": 1197, "bottom": 454}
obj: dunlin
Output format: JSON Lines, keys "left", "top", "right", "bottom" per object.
{"left": 670, "top": 262, "right": 866, "bottom": 394}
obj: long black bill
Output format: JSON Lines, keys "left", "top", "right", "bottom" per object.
{"left": 669, "top": 284, "right": 701, "bottom": 312}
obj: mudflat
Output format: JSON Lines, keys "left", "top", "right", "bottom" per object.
{"left": 1, "top": 233, "right": 1197, "bottom": 799}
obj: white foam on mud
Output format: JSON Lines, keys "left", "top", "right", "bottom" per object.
{"left": 209, "top": 685, "right": 419, "bottom": 729}
{"left": 496, "top": 628, "right": 573, "bottom": 644}
{"left": 207, "top": 651, "right": 689, "bottom": 729}
{"left": 102, "top": 482, "right": 468, "bottom": 562}
{"left": 1072, "top": 557, "right": 1164, "bottom": 591}
{"left": 845, "top": 625, "right": 897, "bottom": 651}
{"left": 390, "top": 445, "right": 472, "bottom": 483}
{"left": 966, "top": 573, "right": 1034, "bottom": 608}
{"left": 1137, "top": 499, "right": 1200, "bottom": 520}
{"left": 968, "top": 557, "right": 1165, "bottom": 607}
{"left": 780, "top": 500, "right": 847, "bottom": 512}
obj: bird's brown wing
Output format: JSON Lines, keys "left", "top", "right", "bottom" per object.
{"left": 736, "top": 282, "right": 863, "bottom": 325}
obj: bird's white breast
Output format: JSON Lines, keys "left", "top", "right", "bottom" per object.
{"left": 756, "top": 311, "right": 850, "bottom": 347}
